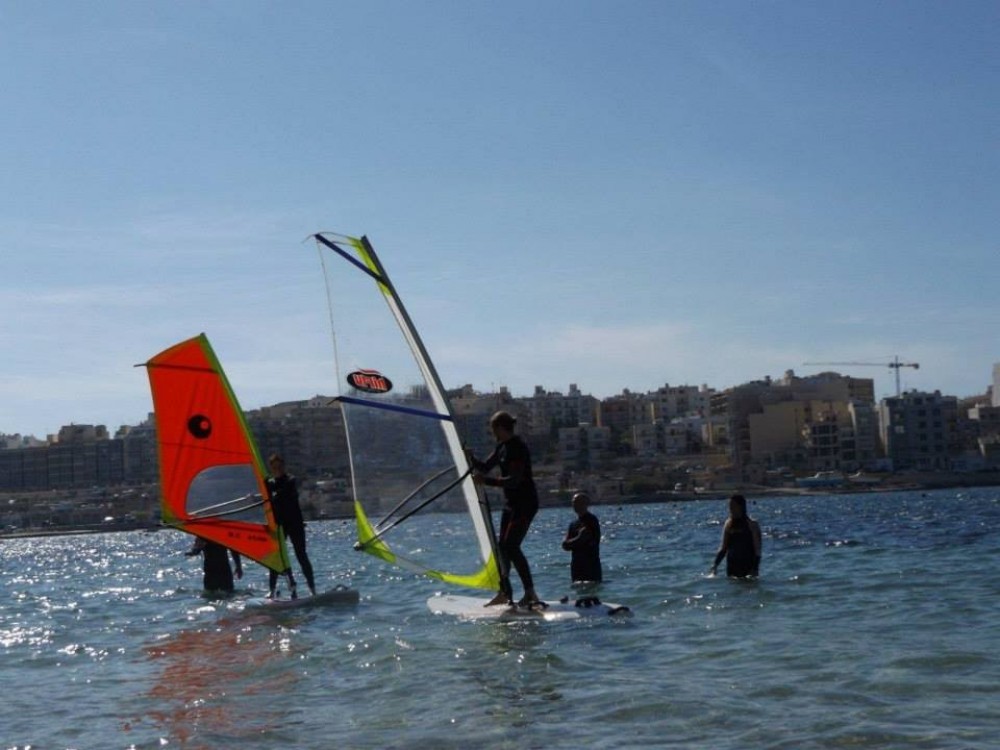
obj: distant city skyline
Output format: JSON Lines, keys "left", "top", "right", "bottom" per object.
{"left": 2, "top": 3, "right": 997, "bottom": 438}
{"left": 3, "top": 363, "right": 992, "bottom": 442}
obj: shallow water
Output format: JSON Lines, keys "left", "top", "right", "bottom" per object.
{"left": 2, "top": 488, "right": 997, "bottom": 749}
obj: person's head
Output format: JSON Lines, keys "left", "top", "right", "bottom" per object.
{"left": 728, "top": 493, "right": 747, "bottom": 519}
{"left": 571, "top": 492, "right": 590, "bottom": 516}
{"left": 268, "top": 453, "right": 286, "bottom": 476}
{"left": 489, "top": 411, "right": 517, "bottom": 440}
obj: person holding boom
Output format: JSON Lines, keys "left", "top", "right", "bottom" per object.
{"left": 266, "top": 453, "right": 317, "bottom": 599}
{"left": 466, "top": 411, "right": 541, "bottom": 607}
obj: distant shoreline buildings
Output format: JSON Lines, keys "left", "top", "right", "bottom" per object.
{"left": 1, "top": 365, "right": 999, "bottom": 496}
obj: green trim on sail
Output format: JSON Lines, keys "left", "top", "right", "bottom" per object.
{"left": 354, "top": 500, "right": 500, "bottom": 591}
{"left": 345, "top": 236, "right": 393, "bottom": 295}
{"left": 429, "top": 553, "right": 501, "bottom": 590}
{"left": 196, "top": 334, "right": 268, "bottom": 477}
{"left": 354, "top": 499, "right": 397, "bottom": 564}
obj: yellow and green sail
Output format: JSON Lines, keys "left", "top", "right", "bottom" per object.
{"left": 314, "top": 233, "right": 501, "bottom": 592}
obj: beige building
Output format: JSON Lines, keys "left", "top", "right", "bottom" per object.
{"left": 748, "top": 400, "right": 810, "bottom": 467}
{"left": 558, "top": 423, "right": 611, "bottom": 471}
{"left": 599, "top": 389, "right": 654, "bottom": 435}
{"left": 714, "top": 371, "right": 878, "bottom": 474}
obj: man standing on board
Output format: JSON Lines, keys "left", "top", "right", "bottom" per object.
{"left": 467, "top": 411, "right": 541, "bottom": 607}
{"left": 562, "top": 492, "right": 603, "bottom": 583}
{"left": 266, "top": 453, "right": 317, "bottom": 598}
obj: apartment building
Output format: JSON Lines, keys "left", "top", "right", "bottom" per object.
{"left": 877, "top": 390, "right": 960, "bottom": 471}
{"left": 519, "top": 384, "right": 600, "bottom": 436}
{"left": 246, "top": 396, "right": 349, "bottom": 476}
{"left": 599, "top": 389, "right": 654, "bottom": 437}
{"left": 557, "top": 423, "right": 611, "bottom": 471}
{"left": 647, "top": 383, "right": 713, "bottom": 421}
{"left": 0, "top": 422, "right": 159, "bottom": 491}
{"left": 713, "top": 371, "right": 878, "bottom": 474}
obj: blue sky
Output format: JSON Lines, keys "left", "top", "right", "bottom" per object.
{"left": 2, "top": 1, "right": 997, "bottom": 438}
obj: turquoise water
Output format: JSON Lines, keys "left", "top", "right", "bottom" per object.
{"left": 1, "top": 488, "right": 997, "bottom": 749}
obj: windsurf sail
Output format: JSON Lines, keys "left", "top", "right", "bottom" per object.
{"left": 314, "top": 232, "right": 501, "bottom": 591}
{"left": 142, "top": 334, "right": 291, "bottom": 575}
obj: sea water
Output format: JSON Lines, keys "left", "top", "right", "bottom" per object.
{"left": 1, "top": 487, "right": 997, "bottom": 749}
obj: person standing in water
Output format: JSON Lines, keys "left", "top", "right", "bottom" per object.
{"left": 711, "top": 494, "right": 762, "bottom": 578}
{"left": 562, "top": 492, "right": 603, "bottom": 583}
{"left": 266, "top": 453, "right": 316, "bottom": 598}
{"left": 467, "top": 411, "right": 541, "bottom": 607}
{"left": 186, "top": 536, "right": 243, "bottom": 594}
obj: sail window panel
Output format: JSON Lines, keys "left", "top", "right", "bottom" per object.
{"left": 343, "top": 399, "right": 484, "bottom": 575}
{"left": 186, "top": 464, "right": 267, "bottom": 524}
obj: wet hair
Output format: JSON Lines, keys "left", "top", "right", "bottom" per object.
{"left": 489, "top": 411, "right": 517, "bottom": 432}
{"left": 268, "top": 453, "right": 285, "bottom": 465}
{"left": 729, "top": 494, "right": 748, "bottom": 520}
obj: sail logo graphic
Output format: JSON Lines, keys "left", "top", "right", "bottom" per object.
{"left": 187, "top": 414, "right": 212, "bottom": 439}
{"left": 347, "top": 369, "right": 393, "bottom": 394}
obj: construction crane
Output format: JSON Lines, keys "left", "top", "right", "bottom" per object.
{"left": 801, "top": 355, "right": 919, "bottom": 397}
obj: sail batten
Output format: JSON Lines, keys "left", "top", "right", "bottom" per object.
{"left": 316, "top": 233, "right": 501, "bottom": 591}
{"left": 142, "top": 333, "right": 291, "bottom": 574}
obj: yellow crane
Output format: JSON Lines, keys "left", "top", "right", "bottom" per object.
{"left": 802, "top": 356, "right": 919, "bottom": 397}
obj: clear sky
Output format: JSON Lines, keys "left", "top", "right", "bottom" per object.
{"left": 2, "top": 1, "right": 997, "bottom": 438}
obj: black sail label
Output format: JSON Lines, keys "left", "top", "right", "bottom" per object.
{"left": 347, "top": 369, "right": 393, "bottom": 394}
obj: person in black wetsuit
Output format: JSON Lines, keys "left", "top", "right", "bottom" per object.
{"left": 562, "top": 492, "right": 602, "bottom": 583}
{"left": 186, "top": 536, "right": 243, "bottom": 593}
{"left": 711, "top": 494, "right": 762, "bottom": 578}
{"left": 467, "top": 411, "right": 540, "bottom": 607}
{"left": 266, "top": 453, "right": 316, "bottom": 598}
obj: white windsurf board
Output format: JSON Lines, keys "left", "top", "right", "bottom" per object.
{"left": 427, "top": 594, "right": 631, "bottom": 622}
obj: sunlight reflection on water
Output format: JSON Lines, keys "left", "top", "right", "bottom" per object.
{"left": 0, "top": 488, "right": 997, "bottom": 749}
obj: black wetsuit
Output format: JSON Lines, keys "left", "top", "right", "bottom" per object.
{"left": 267, "top": 473, "right": 316, "bottom": 594}
{"left": 472, "top": 435, "right": 539, "bottom": 599}
{"left": 564, "top": 511, "right": 602, "bottom": 583}
{"left": 719, "top": 517, "right": 760, "bottom": 577}
{"left": 189, "top": 538, "right": 241, "bottom": 593}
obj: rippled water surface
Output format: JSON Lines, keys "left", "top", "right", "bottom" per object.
{"left": 2, "top": 488, "right": 998, "bottom": 749}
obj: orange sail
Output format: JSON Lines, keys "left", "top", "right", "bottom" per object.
{"left": 142, "top": 334, "right": 290, "bottom": 574}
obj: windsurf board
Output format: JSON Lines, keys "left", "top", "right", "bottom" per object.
{"left": 248, "top": 586, "right": 359, "bottom": 610}
{"left": 427, "top": 594, "right": 631, "bottom": 621}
